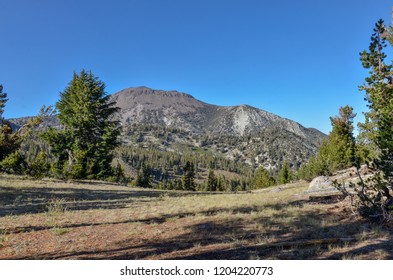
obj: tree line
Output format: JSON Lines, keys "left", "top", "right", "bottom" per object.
{"left": 0, "top": 71, "right": 295, "bottom": 191}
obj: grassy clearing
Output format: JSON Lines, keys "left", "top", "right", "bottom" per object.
{"left": 0, "top": 174, "right": 392, "bottom": 259}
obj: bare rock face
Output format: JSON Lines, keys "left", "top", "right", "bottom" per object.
{"left": 306, "top": 176, "right": 335, "bottom": 194}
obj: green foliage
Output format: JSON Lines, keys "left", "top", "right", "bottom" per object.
{"left": 42, "top": 70, "right": 121, "bottom": 179}
{"left": 0, "top": 85, "right": 25, "bottom": 172}
{"left": 0, "top": 124, "right": 21, "bottom": 161}
{"left": 0, "top": 151, "right": 27, "bottom": 174}
{"left": 207, "top": 169, "right": 218, "bottom": 191}
{"left": 182, "top": 161, "right": 195, "bottom": 191}
{"left": 298, "top": 106, "right": 357, "bottom": 181}
{"left": 352, "top": 19, "right": 393, "bottom": 221}
{"left": 356, "top": 114, "right": 379, "bottom": 163}
{"left": 109, "top": 161, "right": 128, "bottom": 184}
{"left": 279, "top": 161, "right": 292, "bottom": 184}
{"left": 329, "top": 106, "right": 357, "bottom": 169}
{"left": 0, "top": 84, "right": 52, "bottom": 176}
{"left": 136, "top": 163, "right": 152, "bottom": 188}
{"left": 41, "top": 128, "right": 70, "bottom": 178}
{"left": 117, "top": 143, "right": 254, "bottom": 191}
{"left": 30, "top": 151, "right": 49, "bottom": 179}
{"left": 252, "top": 167, "right": 275, "bottom": 189}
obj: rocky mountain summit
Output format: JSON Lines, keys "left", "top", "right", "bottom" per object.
{"left": 111, "top": 86, "right": 325, "bottom": 140}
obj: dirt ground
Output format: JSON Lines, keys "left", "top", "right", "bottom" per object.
{"left": 0, "top": 174, "right": 392, "bottom": 260}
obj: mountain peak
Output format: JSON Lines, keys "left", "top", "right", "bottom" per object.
{"left": 109, "top": 86, "right": 325, "bottom": 140}
{"left": 114, "top": 86, "right": 197, "bottom": 100}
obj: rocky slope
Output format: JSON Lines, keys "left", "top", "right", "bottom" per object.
{"left": 111, "top": 86, "right": 325, "bottom": 140}
{"left": 111, "top": 87, "right": 326, "bottom": 169}
{"left": 8, "top": 86, "right": 326, "bottom": 170}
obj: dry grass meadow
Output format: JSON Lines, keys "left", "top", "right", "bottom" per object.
{"left": 0, "top": 174, "right": 392, "bottom": 260}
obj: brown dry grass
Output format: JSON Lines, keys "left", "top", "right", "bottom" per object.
{"left": 0, "top": 174, "right": 392, "bottom": 260}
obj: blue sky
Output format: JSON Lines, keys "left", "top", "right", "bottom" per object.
{"left": 1, "top": 0, "right": 392, "bottom": 134}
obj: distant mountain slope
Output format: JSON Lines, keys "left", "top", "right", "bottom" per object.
{"left": 110, "top": 86, "right": 326, "bottom": 170}
{"left": 8, "top": 86, "right": 326, "bottom": 170}
{"left": 110, "top": 86, "right": 325, "bottom": 141}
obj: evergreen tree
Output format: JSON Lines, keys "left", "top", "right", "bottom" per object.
{"left": 207, "top": 169, "right": 217, "bottom": 191}
{"left": 279, "top": 161, "right": 292, "bottom": 184}
{"left": 252, "top": 167, "right": 275, "bottom": 189}
{"left": 136, "top": 163, "right": 152, "bottom": 188}
{"left": 42, "top": 70, "right": 121, "bottom": 179}
{"left": 298, "top": 106, "right": 357, "bottom": 180}
{"left": 328, "top": 105, "right": 357, "bottom": 169}
{"left": 0, "top": 124, "right": 20, "bottom": 161}
{"left": 353, "top": 19, "right": 393, "bottom": 220}
{"left": 0, "top": 151, "right": 26, "bottom": 174}
{"left": 30, "top": 151, "right": 48, "bottom": 179}
{"left": 112, "top": 161, "right": 127, "bottom": 184}
{"left": 182, "top": 161, "right": 195, "bottom": 191}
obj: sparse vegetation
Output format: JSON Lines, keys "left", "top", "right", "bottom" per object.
{"left": 0, "top": 175, "right": 392, "bottom": 260}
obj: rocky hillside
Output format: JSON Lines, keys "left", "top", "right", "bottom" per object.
{"left": 111, "top": 87, "right": 324, "bottom": 142}
{"left": 112, "top": 87, "right": 326, "bottom": 170}
{"left": 8, "top": 86, "right": 326, "bottom": 170}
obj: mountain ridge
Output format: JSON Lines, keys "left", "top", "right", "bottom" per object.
{"left": 110, "top": 86, "right": 325, "bottom": 140}
{"left": 8, "top": 86, "right": 326, "bottom": 170}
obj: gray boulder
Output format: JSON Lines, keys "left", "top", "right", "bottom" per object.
{"left": 306, "top": 165, "right": 374, "bottom": 197}
{"left": 306, "top": 176, "right": 337, "bottom": 194}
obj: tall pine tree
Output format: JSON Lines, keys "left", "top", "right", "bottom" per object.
{"left": 182, "top": 161, "right": 195, "bottom": 191}
{"left": 279, "top": 161, "right": 292, "bottom": 184}
{"left": 207, "top": 169, "right": 217, "bottom": 191}
{"left": 328, "top": 105, "right": 357, "bottom": 169}
{"left": 42, "top": 70, "right": 121, "bottom": 179}
{"left": 354, "top": 19, "right": 393, "bottom": 220}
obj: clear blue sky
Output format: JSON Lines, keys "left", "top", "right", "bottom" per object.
{"left": 1, "top": 0, "right": 392, "bottom": 134}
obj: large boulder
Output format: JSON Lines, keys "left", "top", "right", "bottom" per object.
{"left": 306, "top": 176, "right": 336, "bottom": 194}
{"left": 306, "top": 165, "right": 374, "bottom": 197}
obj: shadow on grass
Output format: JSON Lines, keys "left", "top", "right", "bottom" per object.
{"left": 3, "top": 200, "right": 306, "bottom": 234}
{"left": 10, "top": 200, "right": 393, "bottom": 260}
{"left": 0, "top": 184, "right": 216, "bottom": 217}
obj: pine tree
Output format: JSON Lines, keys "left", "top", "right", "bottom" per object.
{"left": 207, "top": 169, "right": 217, "bottom": 191}
{"left": 30, "top": 151, "right": 48, "bottom": 179}
{"left": 0, "top": 151, "right": 26, "bottom": 174}
{"left": 353, "top": 19, "right": 393, "bottom": 220}
{"left": 279, "top": 161, "right": 292, "bottom": 184}
{"left": 252, "top": 167, "right": 275, "bottom": 189}
{"left": 298, "top": 106, "right": 357, "bottom": 180}
{"left": 42, "top": 70, "right": 121, "bottom": 179}
{"left": 182, "top": 161, "right": 195, "bottom": 191}
{"left": 328, "top": 105, "right": 357, "bottom": 169}
{"left": 136, "top": 163, "right": 152, "bottom": 188}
